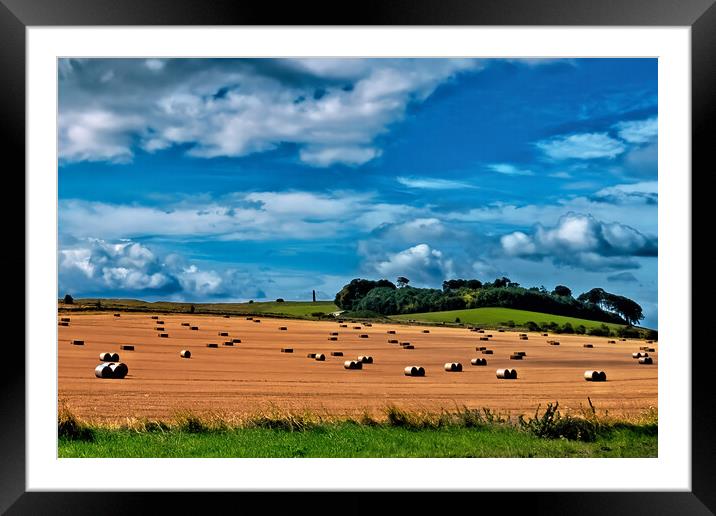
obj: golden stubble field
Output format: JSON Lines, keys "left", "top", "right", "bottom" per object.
{"left": 58, "top": 312, "right": 657, "bottom": 423}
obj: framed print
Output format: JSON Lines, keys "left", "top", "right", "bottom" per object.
{"left": 3, "top": 0, "right": 714, "bottom": 513}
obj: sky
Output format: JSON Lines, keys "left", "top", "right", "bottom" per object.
{"left": 58, "top": 58, "right": 658, "bottom": 328}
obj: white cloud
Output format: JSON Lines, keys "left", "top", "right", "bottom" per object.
{"left": 374, "top": 243, "right": 454, "bottom": 285}
{"left": 614, "top": 116, "right": 657, "bottom": 143}
{"left": 548, "top": 171, "right": 572, "bottom": 179}
{"left": 59, "top": 58, "right": 480, "bottom": 166}
{"left": 536, "top": 133, "right": 626, "bottom": 160}
{"left": 499, "top": 213, "right": 657, "bottom": 271}
{"left": 487, "top": 163, "right": 534, "bottom": 176}
{"left": 396, "top": 176, "right": 478, "bottom": 190}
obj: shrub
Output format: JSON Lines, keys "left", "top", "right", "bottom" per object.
{"left": 588, "top": 324, "right": 612, "bottom": 337}
{"left": 276, "top": 298, "right": 285, "bottom": 303}
{"left": 575, "top": 325, "right": 587, "bottom": 335}
{"left": 561, "top": 322, "right": 574, "bottom": 334}
{"left": 518, "top": 402, "right": 599, "bottom": 442}
{"left": 63, "top": 294, "right": 74, "bottom": 304}
{"left": 455, "top": 317, "right": 461, "bottom": 323}
{"left": 58, "top": 406, "right": 94, "bottom": 441}
{"left": 525, "top": 321, "right": 540, "bottom": 332}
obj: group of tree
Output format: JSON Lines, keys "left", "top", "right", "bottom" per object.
{"left": 334, "top": 277, "right": 644, "bottom": 326}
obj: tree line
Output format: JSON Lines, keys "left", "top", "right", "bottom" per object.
{"left": 334, "top": 277, "right": 644, "bottom": 326}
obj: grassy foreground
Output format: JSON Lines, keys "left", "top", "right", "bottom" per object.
{"left": 58, "top": 403, "right": 657, "bottom": 458}
{"left": 391, "top": 307, "right": 628, "bottom": 332}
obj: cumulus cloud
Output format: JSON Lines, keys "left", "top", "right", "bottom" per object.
{"left": 396, "top": 176, "right": 478, "bottom": 190}
{"left": 593, "top": 181, "right": 657, "bottom": 205}
{"left": 373, "top": 244, "right": 455, "bottom": 286}
{"left": 59, "top": 58, "right": 480, "bottom": 166}
{"left": 487, "top": 163, "right": 534, "bottom": 176}
{"left": 614, "top": 116, "right": 657, "bottom": 143}
{"left": 499, "top": 213, "right": 657, "bottom": 271}
{"left": 536, "top": 133, "right": 626, "bottom": 160}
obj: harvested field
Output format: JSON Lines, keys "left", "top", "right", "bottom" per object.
{"left": 58, "top": 312, "right": 657, "bottom": 423}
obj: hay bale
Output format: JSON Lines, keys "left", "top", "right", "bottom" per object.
{"left": 403, "top": 345, "right": 415, "bottom": 349}
{"left": 307, "top": 353, "right": 316, "bottom": 358}
{"left": 519, "top": 333, "right": 527, "bottom": 337}
{"left": 482, "top": 349, "right": 493, "bottom": 354}
{"left": 224, "top": 315, "right": 230, "bottom": 318}
{"left": 120, "top": 345, "right": 134, "bottom": 351}
{"left": 94, "top": 363, "right": 113, "bottom": 378}
{"left": 246, "top": 316, "right": 253, "bottom": 320}
{"left": 180, "top": 350, "right": 191, "bottom": 358}
{"left": 218, "top": 332, "right": 229, "bottom": 336}
{"left": 340, "top": 324, "right": 348, "bottom": 328}
{"left": 151, "top": 316, "right": 158, "bottom": 320}
{"left": 608, "top": 340, "right": 616, "bottom": 344}
{"left": 646, "top": 340, "right": 654, "bottom": 344}
{"left": 509, "top": 354, "right": 523, "bottom": 360}
{"left": 344, "top": 360, "right": 362, "bottom": 370}
{"left": 514, "top": 351, "right": 526, "bottom": 356}
{"left": 364, "top": 323, "right": 372, "bottom": 327}
{"left": 550, "top": 341, "right": 560, "bottom": 346}
{"left": 279, "top": 327, "right": 288, "bottom": 331}
{"left": 110, "top": 362, "right": 129, "bottom": 379}
{"left": 387, "top": 330, "right": 396, "bottom": 334}
{"left": 471, "top": 358, "right": 487, "bottom": 366}
{"left": 621, "top": 338, "right": 627, "bottom": 341}
{"left": 388, "top": 339, "right": 398, "bottom": 343}
{"left": 254, "top": 320, "right": 261, "bottom": 323}
{"left": 331, "top": 351, "right": 344, "bottom": 356}
{"left": 584, "top": 370, "right": 607, "bottom": 382}
{"left": 330, "top": 332, "right": 339, "bottom": 336}
{"left": 72, "top": 339, "right": 84, "bottom": 346}
{"left": 476, "top": 346, "right": 486, "bottom": 351}
{"left": 487, "top": 335, "right": 493, "bottom": 338}
{"left": 358, "top": 355, "right": 374, "bottom": 364}
{"left": 328, "top": 337, "right": 338, "bottom": 341}
{"left": 498, "top": 329, "right": 505, "bottom": 333}
{"left": 477, "top": 330, "right": 485, "bottom": 334}
{"left": 59, "top": 322, "right": 69, "bottom": 326}
{"left": 359, "top": 334, "right": 369, "bottom": 338}
{"left": 232, "top": 339, "right": 242, "bottom": 343}
{"left": 583, "top": 344, "right": 594, "bottom": 348}
{"left": 156, "top": 321, "right": 164, "bottom": 325}
{"left": 190, "top": 326, "right": 199, "bottom": 331}
{"left": 646, "top": 347, "right": 655, "bottom": 352}
{"left": 60, "top": 317, "right": 70, "bottom": 322}
{"left": 281, "top": 348, "right": 293, "bottom": 353}
{"left": 315, "top": 353, "right": 326, "bottom": 361}
{"left": 638, "top": 356, "right": 654, "bottom": 365}
{"left": 542, "top": 333, "right": 549, "bottom": 337}
{"left": 496, "top": 368, "right": 517, "bottom": 379}
{"left": 207, "top": 343, "right": 218, "bottom": 348}
{"left": 632, "top": 352, "right": 649, "bottom": 358}
{"left": 519, "top": 335, "right": 528, "bottom": 340}
{"left": 479, "top": 337, "right": 489, "bottom": 341}
{"left": 223, "top": 341, "right": 233, "bottom": 346}
{"left": 110, "top": 352, "right": 119, "bottom": 361}
{"left": 422, "top": 329, "right": 430, "bottom": 333}
{"left": 181, "top": 322, "right": 190, "bottom": 326}
{"left": 444, "top": 362, "right": 463, "bottom": 372}
{"left": 155, "top": 327, "right": 165, "bottom": 331}
{"left": 158, "top": 333, "right": 169, "bottom": 338}
{"left": 639, "top": 346, "right": 649, "bottom": 350}
{"left": 353, "top": 326, "right": 362, "bottom": 330}
{"left": 99, "top": 352, "right": 112, "bottom": 361}
{"left": 404, "top": 366, "right": 425, "bottom": 377}
{"left": 400, "top": 342, "right": 411, "bottom": 346}
{"left": 113, "top": 313, "right": 121, "bottom": 317}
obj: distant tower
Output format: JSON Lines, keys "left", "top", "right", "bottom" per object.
{"left": 312, "top": 289, "right": 316, "bottom": 302}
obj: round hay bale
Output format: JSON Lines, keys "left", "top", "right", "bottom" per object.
{"left": 99, "top": 352, "right": 112, "bottom": 362}
{"left": 331, "top": 351, "right": 343, "bottom": 356}
{"left": 218, "top": 332, "right": 229, "bottom": 336}
{"left": 358, "top": 355, "right": 373, "bottom": 364}
{"left": 353, "top": 326, "right": 362, "bottom": 330}
{"left": 403, "top": 345, "right": 415, "bottom": 349}
{"left": 157, "top": 321, "right": 164, "bottom": 325}
{"left": 223, "top": 341, "right": 233, "bottom": 346}
{"left": 328, "top": 337, "right": 338, "bottom": 341}
{"left": 344, "top": 360, "right": 362, "bottom": 370}
{"left": 632, "top": 352, "right": 648, "bottom": 359}
{"left": 246, "top": 316, "right": 253, "bottom": 320}
{"left": 120, "top": 345, "right": 134, "bottom": 351}
{"left": 496, "top": 368, "right": 510, "bottom": 379}
{"left": 180, "top": 350, "right": 191, "bottom": 358}
{"left": 404, "top": 366, "right": 425, "bottom": 377}
{"left": 281, "top": 348, "right": 293, "bottom": 353}
{"left": 72, "top": 339, "right": 84, "bottom": 346}
{"left": 400, "top": 342, "right": 411, "bottom": 346}
{"left": 113, "top": 313, "right": 121, "bottom": 317}
{"left": 479, "top": 337, "right": 489, "bottom": 341}
{"left": 515, "top": 351, "right": 526, "bottom": 356}
{"left": 151, "top": 316, "right": 158, "bottom": 319}
{"left": 476, "top": 346, "right": 486, "bottom": 351}
{"left": 646, "top": 340, "right": 654, "bottom": 344}
{"left": 508, "top": 369, "right": 518, "bottom": 379}
{"left": 340, "top": 324, "right": 348, "bottom": 328}
{"left": 598, "top": 371, "right": 607, "bottom": 381}
{"left": 232, "top": 339, "right": 241, "bottom": 343}
{"left": 482, "top": 349, "right": 493, "bottom": 354}
{"left": 444, "top": 362, "right": 462, "bottom": 372}
{"left": 487, "top": 334, "right": 493, "bottom": 338}
{"left": 307, "top": 353, "right": 316, "bottom": 358}
{"left": 519, "top": 333, "right": 527, "bottom": 337}
{"left": 330, "top": 332, "right": 339, "bottom": 336}
{"left": 110, "top": 352, "right": 120, "bottom": 362}
{"left": 364, "top": 323, "right": 373, "bottom": 327}
{"left": 388, "top": 339, "right": 398, "bottom": 343}
{"left": 110, "top": 362, "right": 128, "bottom": 379}
{"left": 60, "top": 317, "right": 70, "bottom": 322}
{"left": 471, "top": 358, "right": 487, "bottom": 366}
{"left": 359, "top": 334, "right": 369, "bottom": 338}
{"left": 387, "top": 330, "right": 396, "bottom": 334}
{"left": 181, "top": 322, "right": 190, "bottom": 326}
{"left": 477, "top": 330, "right": 485, "bottom": 334}
{"left": 646, "top": 347, "right": 655, "bottom": 352}
{"left": 620, "top": 338, "right": 627, "bottom": 341}
{"left": 498, "top": 329, "right": 505, "bottom": 332}
{"left": 158, "top": 333, "right": 169, "bottom": 338}
{"left": 550, "top": 341, "right": 560, "bottom": 346}
{"left": 638, "top": 356, "right": 654, "bottom": 365}
{"left": 542, "top": 333, "right": 549, "bottom": 337}
{"left": 519, "top": 335, "right": 529, "bottom": 340}
{"left": 191, "top": 326, "right": 199, "bottom": 330}
{"left": 207, "top": 343, "right": 218, "bottom": 348}
{"left": 59, "top": 322, "right": 69, "bottom": 326}
{"left": 509, "top": 354, "right": 523, "bottom": 360}
{"left": 422, "top": 330, "right": 430, "bottom": 333}
{"left": 584, "top": 370, "right": 600, "bottom": 381}
{"left": 224, "top": 315, "right": 230, "bottom": 318}
{"left": 583, "top": 344, "right": 594, "bottom": 348}
{"left": 315, "top": 353, "right": 326, "bottom": 361}
{"left": 94, "top": 363, "right": 113, "bottom": 378}
{"left": 155, "top": 327, "right": 165, "bottom": 331}
{"left": 279, "top": 327, "right": 288, "bottom": 331}
{"left": 608, "top": 340, "right": 616, "bottom": 344}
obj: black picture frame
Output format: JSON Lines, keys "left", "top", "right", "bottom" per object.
{"left": 2, "top": 0, "right": 713, "bottom": 513}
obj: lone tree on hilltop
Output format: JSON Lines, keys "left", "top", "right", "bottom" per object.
{"left": 396, "top": 276, "right": 410, "bottom": 288}
{"left": 552, "top": 285, "right": 572, "bottom": 297}
{"left": 63, "top": 294, "right": 74, "bottom": 304}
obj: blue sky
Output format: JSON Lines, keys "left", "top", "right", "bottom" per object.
{"left": 58, "top": 58, "right": 658, "bottom": 327}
